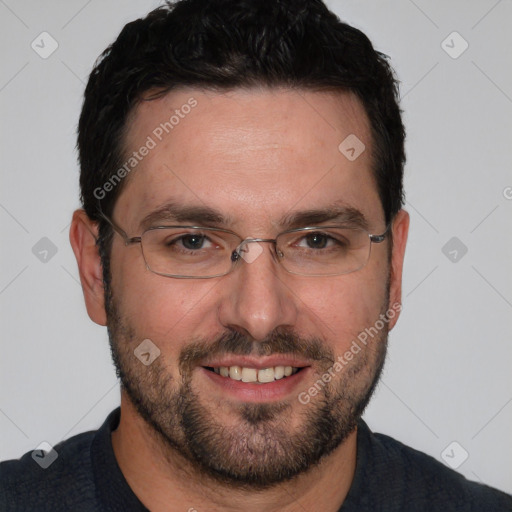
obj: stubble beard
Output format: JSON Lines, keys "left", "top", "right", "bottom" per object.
{"left": 104, "top": 280, "right": 389, "bottom": 489}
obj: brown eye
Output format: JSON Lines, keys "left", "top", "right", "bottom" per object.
{"left": 178, "top": 234, "right": 207, "bottom": 250}
{"left": 304, "top": 233, "right": 329, "bottom": 249}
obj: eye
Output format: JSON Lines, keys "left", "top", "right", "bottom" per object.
{"left": 159, "top": 231, "right": 218, "bottom": 252}
{"left": 176, "top": 233, "right": 211, "bottom": 250}
{"left": 296, "top": 232, "right": 338, "bottom": 250}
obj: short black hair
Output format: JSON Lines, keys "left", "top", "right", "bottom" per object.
{"left": 78, "top": 0, "right": 405, "bottom": 244}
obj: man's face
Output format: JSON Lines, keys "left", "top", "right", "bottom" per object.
{"left": 105, "top": 88, "right": 400, "bottom": 487}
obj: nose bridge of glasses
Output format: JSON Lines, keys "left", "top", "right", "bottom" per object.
{"left": 232, "top": 237, "right": 280, "bottom": 262}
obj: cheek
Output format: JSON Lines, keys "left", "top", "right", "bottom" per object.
{"left": 110, "top": 254, "right": 219, "bottom": 342}
{"left": 293, "top": 269, "right": 388, "bottom": 351}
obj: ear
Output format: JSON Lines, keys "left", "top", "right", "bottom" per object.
{"left": 69, "top": 209, "right": 107, "bottom": 326}
{"left": 387, "top": 209, "right": 409, "bottom": 330}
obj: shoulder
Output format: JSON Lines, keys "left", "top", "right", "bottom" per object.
{"left": 347, "top": 421, "right": 512, "bottom": 512}
{"left": 0, "top": 429, "right": 97, "bottom": 512}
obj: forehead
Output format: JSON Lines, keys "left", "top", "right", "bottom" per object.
{"left": 116, "top": 87, "right": 383, "bottom": 232}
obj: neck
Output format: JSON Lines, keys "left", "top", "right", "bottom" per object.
{"left": 111, "top": 394, "right": 358, "bottom": 512}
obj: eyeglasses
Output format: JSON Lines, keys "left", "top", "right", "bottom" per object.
{"left": 99, "top": 212, "right": 390, "bottom": 279}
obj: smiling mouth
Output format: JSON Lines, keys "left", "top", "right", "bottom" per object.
{"left": 203, "top": 365, "right": 302, "bottom": 383}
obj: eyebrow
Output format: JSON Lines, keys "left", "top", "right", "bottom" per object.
{"left": 280, "top": 203, "right": 370, "bottom": 231}
{"left": 139, "top": 201, "right": 232, "bottom": 231}
{"left": 139, "top": 199, "right": 370, "bottom": 232}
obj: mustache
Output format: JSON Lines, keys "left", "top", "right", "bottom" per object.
{"left": 179, "top": 328, "right": 334, "bottom": 373}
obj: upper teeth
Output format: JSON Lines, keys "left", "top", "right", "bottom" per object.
{"left": 212, "top": 365, "right": 298, "bottom": 383}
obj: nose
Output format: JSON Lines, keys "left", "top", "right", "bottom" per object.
{"left": 218, "top": 242, "right": 299, "bottom": 341}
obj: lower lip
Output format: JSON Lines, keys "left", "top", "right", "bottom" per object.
{"left": 200, "top": 367, "right": 312, "bottom": 402}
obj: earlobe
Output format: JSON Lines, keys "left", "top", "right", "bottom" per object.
{"left": 387, "top": 209, "right": 409, "bottom": 330}
{"left": 69, "top": 209, "right": 107, "bottom": 326}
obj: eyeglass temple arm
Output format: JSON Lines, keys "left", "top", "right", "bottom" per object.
{"left": 369, "top": 222, "right": 392, "bottom": 244}
{"left": 97, "top": 211, "right": 141, "bottom": 246}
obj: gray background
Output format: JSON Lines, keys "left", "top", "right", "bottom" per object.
{"left": 1, "top": 0, "right": 511, "bottom": 494}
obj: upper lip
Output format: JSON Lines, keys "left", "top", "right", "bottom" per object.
{"left": 200, "top": 355, "right": 312, "bottom": 370}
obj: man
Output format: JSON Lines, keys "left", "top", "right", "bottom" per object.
{"left": 1, "top": 0, "right": 510, "bottom": 510}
